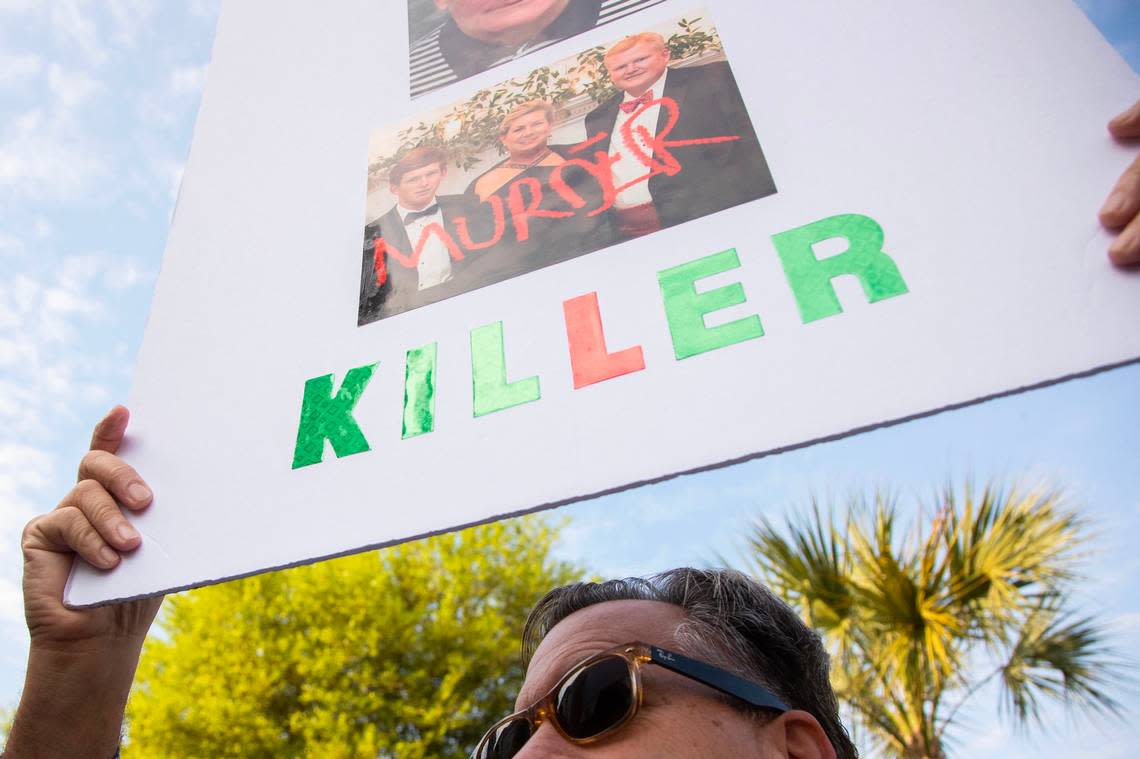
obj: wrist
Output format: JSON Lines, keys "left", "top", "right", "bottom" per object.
{"left": 5, "top": 643, "right": 144, "bottom": 757}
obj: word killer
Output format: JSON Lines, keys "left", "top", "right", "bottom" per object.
{"left": 292, "top": 213, "right": 908, "bottom": 469}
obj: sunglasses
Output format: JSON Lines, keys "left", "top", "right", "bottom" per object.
{"left": 472, "top": 641, "right": 789, "bottom": 758}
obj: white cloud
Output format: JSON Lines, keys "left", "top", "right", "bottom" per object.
{"left": 187, "top": 0, "right": 220, "bottom": 22}
{"left": 0, "top": 52, "right": 42, "bottom": 88}
{"left": 135, "top": 63, "right": 207, "bottom": 132}
{"left": 106, "top": 0, "right": 154, "bottom": 48}
{"left": 0, "top": 443, "right": 53, "bottom": 567}
{"left": 49, "top": 0, "right": 106, "bottom": 65}
{"left": 0, "top": 234, "right": 25, "bottom": 256}
{"left": 153, "top": 156, "right": 186, "bottom": 202}
{"left": 169, "top": 64, "right": 207, "bottom": 96}
{"left": 0, "top": 18, "right": 110, "bottom": 202}
{"left": 46, "top": 63, "right": 101, "bottom": 110}
{"left": 0, "top": 251, "right": 145, "bottom": 434}
{"left": 0, "top": 445, "right": 52, "bottom": 497}
{"left": 0, "top": 108, "right": 105, "bottom": 200}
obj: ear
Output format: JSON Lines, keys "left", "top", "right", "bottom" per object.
{"left": 433, "top": 0, "right": 449, "bottom": 11}
{"left": 389, "top": 183, "right": 399, "bottom": 195}
{"left": 770, "top": 710, "right": 836, "bottom": 759}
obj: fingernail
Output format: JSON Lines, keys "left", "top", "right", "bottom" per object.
{"left": 1109, "top": 229, "right": 1138, "bottom": 263}
{"left": 118, "top": 523, "right": 140, "bottom": 543}
{"left": 1110, "top": 247, "right": 1138, "bottom": 267}
{"left": 128, "top": 482, "right": 152, "bottom": 503}
{"left": 99, "top": 547, "right": 119, "bottom": 566}
{"left": 1100, "top": 192, "right": 1127, "bottom": 219}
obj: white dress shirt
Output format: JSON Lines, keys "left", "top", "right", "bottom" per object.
{"left": 608, "top": 68, "right": 669, "bottom": 209}
{"left": 397, "top": 198, "right": 453, "bottom": 290}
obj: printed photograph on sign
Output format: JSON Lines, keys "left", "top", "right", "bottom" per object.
{"left": 408, "top": 0, "right": 668, "bottom": 98}
{"left": 362, "top": 11, "right": 777, "bottom": 326}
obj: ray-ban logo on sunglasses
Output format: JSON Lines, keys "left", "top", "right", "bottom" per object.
{"left": 654, "top": 647, "right": 675, "bottom": 662}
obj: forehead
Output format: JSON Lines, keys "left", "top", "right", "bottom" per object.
{"left": 398, "top": 162, "right": 442, "bottom": 180}
{"left": 606, "top": 42, "right": 665, "bottom": 64}
{"left": 506, "top": 111, "right": 550, "bottom": 128}
{"left": 516, "top": 600, "right": 686, "bottom": 707}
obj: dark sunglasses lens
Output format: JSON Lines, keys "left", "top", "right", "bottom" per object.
{"left": 555, "top": 655, "right": 634, "bottom": 740}
{"left": 477, "top": 717, "right": 532, "bottom": 759}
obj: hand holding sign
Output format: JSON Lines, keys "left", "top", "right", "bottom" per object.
{"left": 8, "top": 407, "right": 161, "bottom": 756}
{"left": 1102, "top": 100, "right": 1140, "bottom": 265}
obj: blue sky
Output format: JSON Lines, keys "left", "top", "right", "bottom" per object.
{"left": 1, "top": 1, "right": 1137, "bottom": 755}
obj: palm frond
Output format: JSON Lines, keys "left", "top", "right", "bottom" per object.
{"left": 747, "top": 499, "right": 854, "bottom": 636}
{"left": 1000, "top": 597, "right": 1125, "bottom": 725}
{"left": 943, "top": 485, "right": 1085, "bottom": 622}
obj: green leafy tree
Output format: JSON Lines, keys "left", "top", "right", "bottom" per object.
{"left": 746, "top": 483, "right": 1124, "bottom": 759}
{"left": 125, "top": 518, "right": 580, "bottom": 758}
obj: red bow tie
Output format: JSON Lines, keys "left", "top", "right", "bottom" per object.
{"left": 619, "top": 92, "right": 653, "bottom": 114}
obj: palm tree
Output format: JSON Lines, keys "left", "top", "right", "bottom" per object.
{"left": 746, "top": 483, "right": 1124, "bottom": 758}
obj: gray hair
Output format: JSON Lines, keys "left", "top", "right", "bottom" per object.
{"left": 521, "top": 567, "right": 857, "bottom": 759}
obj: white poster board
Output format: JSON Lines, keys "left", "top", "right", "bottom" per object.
{"left": 67, "top": 0, "right": 1140, "bottom": 606}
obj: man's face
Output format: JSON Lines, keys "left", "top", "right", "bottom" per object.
{"left": 499, "top": 111, "right": 553, "bottom": 158}
{"left": 509, "top": 600, "right": 778, "bottom": 757}
{"left": 435, "top": 0, "right": 569, "bottom": 42}
{"left": 604, "top": 42, "right": 671, "bottom": 96}
{"left": 391, "top": 162, "right": 445, "bottom": 209}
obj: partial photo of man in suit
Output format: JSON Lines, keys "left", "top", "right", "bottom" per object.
{"left": 584, "top": 32, "right": 777, "bottom": 240}
{"left": 358, "top": 147, "right": 480, "bottom": 325}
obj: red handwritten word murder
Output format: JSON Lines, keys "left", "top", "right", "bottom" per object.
{"left": 372, "top": 96, "right": 741, "bottom": 286}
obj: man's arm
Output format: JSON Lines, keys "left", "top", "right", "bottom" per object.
{"left": 4, "top": 407, "right": 162, "bottom": 758}
{"left": 1100, "top": 99, "right": 1140, "bottom": 266}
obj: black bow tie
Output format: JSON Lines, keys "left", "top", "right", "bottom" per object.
{"left": 403, "top": 204, "right": 440, "bottom": 224}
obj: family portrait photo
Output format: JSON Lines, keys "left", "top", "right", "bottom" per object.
{"left": 362, "top": 12, "right": 778, "bottom": 326}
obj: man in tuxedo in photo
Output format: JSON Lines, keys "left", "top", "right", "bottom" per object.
{"left": 584, "top": 32, "right": 777, "bottom": 240}
{"left": 358, "top": 146, "right": 481, "bottom": 325}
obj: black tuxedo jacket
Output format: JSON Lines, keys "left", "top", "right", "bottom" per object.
{"left": 584, "top": 61, "right": 776, "bottom": 231}
{"left": 358, "top": 194, "right": 480, "bottom": 325}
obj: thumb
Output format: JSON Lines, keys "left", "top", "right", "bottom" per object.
{"left": 1108, "top": 100, "right": 1140, "bottom": 139}
{"left": 88, "top": 405, "right": 130, "bottom": 455}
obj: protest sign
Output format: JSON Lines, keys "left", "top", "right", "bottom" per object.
{"left": 67, "top": 0, "right": 1140, "bottom": 606}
